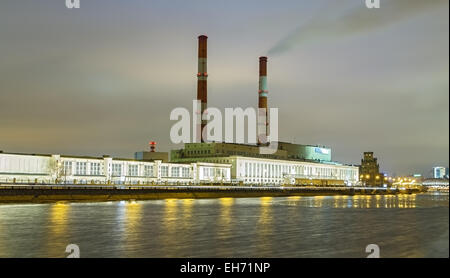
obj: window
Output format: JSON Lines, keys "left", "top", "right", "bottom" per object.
{"left": 216, "top": 168, "right": 222, "bottom": 177}
{"left": 75, "top": 162, "right": 87, "bottom": 175}
{"left": 182, "top": 167, "right": 190, "bottom": 178}
{"left": 128, "top": 165, "right": 138, "bottom": 177}
{"left": 90, "top": 162, "right": 100, "bottom": 175}
{"left": 161, "top": 166, "right": 169, "bottom": 177}
{"left": 63, "top": 161, "right": 72, "bottom": 175}
{"left": 112, "top": 164, "right": 122, "bottom": 177}
{"left": 144, "top": 165, "right": 154, "bottom": 177}
{"left": 171, "top": 167, "right": 180, "bottom": 177}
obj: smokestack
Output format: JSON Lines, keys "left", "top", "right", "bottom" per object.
{"left": 149, "top": 141, "right": 156, "bottom": 152}
{"left": 197, "top": 35, "right": 208, "bottom": 142}
{"left": 258, "top": 56, "right": 268, "bottom": 145}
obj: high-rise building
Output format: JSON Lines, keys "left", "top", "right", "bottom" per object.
{"left": 433, "top": 167, "right": 446, "bottom": 179}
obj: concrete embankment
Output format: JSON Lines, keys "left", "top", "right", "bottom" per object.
{"left": 0, "top": 185, "right": 424, "bottom": 203}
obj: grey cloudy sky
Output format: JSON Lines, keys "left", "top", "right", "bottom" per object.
{"left": 0, "top": 0, "right": 448, "bottom": 176}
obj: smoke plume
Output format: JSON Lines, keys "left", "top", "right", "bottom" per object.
{"left": 268, "top": 0, "right": 448, "bottom": 55}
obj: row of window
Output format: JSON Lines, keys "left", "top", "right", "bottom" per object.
{"left": 160, "top": 166, "right": 190, "bottom": 178}
{"left": 112, "top": 164, "right": 157, "bottom": 177}
{"left": 202, "top": 167, "right": 227, "bottom": 179}
{"left": 63, "top": 161, "right": 154, "bottom": 177}
{"left": 187, "top": 150, "right": 212, "bottom": 155}
{"left": 65, "top": 162, "right": 192, "bottom": 178}
{"left": 242, "top": 161, "right": 358, "bottom": 180}
{"left": 63, "top": 161, "right": 102, "bottom": 176}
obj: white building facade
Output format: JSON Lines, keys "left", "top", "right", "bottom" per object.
{"left": 172, "top": 156, "right": 360, "bottom": 186}
{"left": 0, "top": 152, "right": 231, "bottom": 185}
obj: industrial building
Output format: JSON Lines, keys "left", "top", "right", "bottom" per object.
{"left": 0, "top": 35, "right": 360, "bottom": 187}
{"left": 170, "top": 142, "right": 358, "bottom": 185}
{"left": 170, "top": 35, "right": 359, "bottom": 186}
{"left": 0, "top": 151, "right": 231, "bottom": 185}
{"left": 171, "top": 155, "right": 358, "bottom": 186}
{"left": 171, "top": 142, "right": 331, "bottom": 162}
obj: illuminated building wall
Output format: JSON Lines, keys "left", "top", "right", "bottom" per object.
{"left": 171, "top": 155, "right": 359, "bottom": 186}
{"left": 0, "top": 152, "right": 231, "bottom": 184}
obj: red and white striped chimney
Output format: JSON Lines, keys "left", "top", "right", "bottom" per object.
{"left": 197, "top": 35, "right": 208, "bottom": 142}
{"left": 258, "top": 56, "right": 269, "bottom": 145}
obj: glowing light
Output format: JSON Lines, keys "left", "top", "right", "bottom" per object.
{"left": 220, "top": 197, "right": 234, "bottom": 206}
{"left": 50, "top": 202, "right": 70, "bottom": 236}
{"left": 260, "top": 197, "right": 273, "bottom": 206}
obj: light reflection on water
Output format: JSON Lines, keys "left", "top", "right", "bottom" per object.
{"left": 0, "top": 193, "right": 448, "bottom": 258}
{"left": 288, "top": 194, "right": 419, "bottom": 209}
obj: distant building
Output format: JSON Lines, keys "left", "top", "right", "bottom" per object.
{"left": 433, "top": 167, "right": 446, "bottom": 179}
{"left": 422, "top": 178, "right": 449, "bottom": 189}
{"left": 359, "top": 152, "right": 384, "bottom": 187}
{"left": 134, "top": 151, "right": 169, "bottom": 163}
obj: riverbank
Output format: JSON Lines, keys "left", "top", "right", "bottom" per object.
{"left": 0, "top": 184, "right": 425, "bottom": 203}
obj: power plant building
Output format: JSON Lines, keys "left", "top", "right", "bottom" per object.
{"left": 170, "top": 35, "right": 359, "bottom": 186}
{"left": 171, "top": 142, "right": 331, "bottom": 162}
{"left": 0, "top": 35, "right": 360, "bottom": 187}
{"left": 171, "top": 153, "right": 358, "bottom": 186}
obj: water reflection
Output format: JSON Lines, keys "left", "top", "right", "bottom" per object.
{"left": 160, "top": 199, "right": 179, "bottom": 257}
{"left": 0, "top": 214, "right": 4, "bottom": 257}
{"left": 314, "top": 196, "right": 325, "bottom": 207}
{"left": 0, "top": 193, "right": 447, "bottom": 258}
{"left": 292, "top": 194, "right": 421, "bottom": 209}
{"left": 219, "top": 198, "right": 234, "bottom": 228}
{"left": 257, "top": 197, "right": 274, "bottom": 256}
{"left": 115, "top": 201, "right": 144, "bottom": 256}
{"left": 43, "top": 202, "right": 71, "bottom": 257}
{"left": 181, "top": 199, "right": 194, "bottom": 228}
{"left": 50, "top": 203, "right": 69, "bottom": 235}
{"left": 125, "top": 202, "right": 142, "bottom": 240}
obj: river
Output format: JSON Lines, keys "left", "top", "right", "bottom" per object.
{"left": 0, "top": 193, "right": 448, "bottom": 258}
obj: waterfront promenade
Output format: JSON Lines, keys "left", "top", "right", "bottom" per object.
{"left": 0, "top": 184, "right": 424, "bottom": 203}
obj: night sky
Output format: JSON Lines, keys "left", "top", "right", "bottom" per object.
{"left": 0, "top": 0, "right": 448, "bottom": 176}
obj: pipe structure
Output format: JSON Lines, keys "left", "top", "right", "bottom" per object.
{"left": 197, "top": 35, "right": 208, "bottom": 142}
{"left": 258, "top": 56, "right": 269, "bottom": 145}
